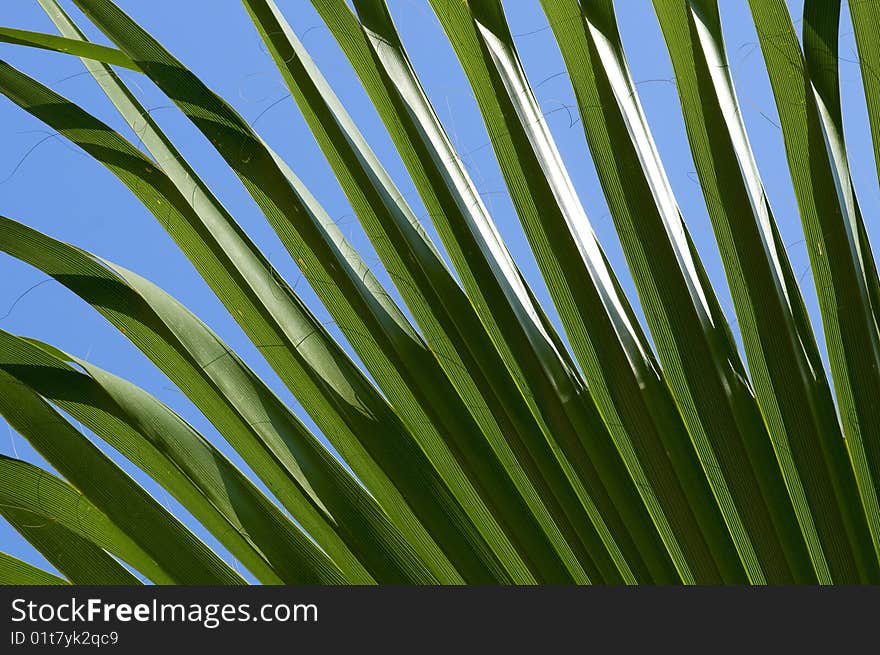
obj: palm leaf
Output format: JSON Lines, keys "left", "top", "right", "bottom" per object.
{"left": 0, "top": 552, "right": 67, "bottom": 585}
{"left": 653, "top": 0, "right": 877, "bottom": 583}
{"left": 747, "top": 0, "right": 880, "bottom": 575}
{"left": 1, "top": 0, "right": 879, "bottom": 585}
{"left": 0, "top": 363, "right": 252, "bottom": 584}
{"left": 0, "top": 328, "right": 348, "bottom": 585}
{"left": 0, "top": 455, "right": 186, "bottom": 584}
{"left": 242, "top": 0, "right": 589, "bottom": 584}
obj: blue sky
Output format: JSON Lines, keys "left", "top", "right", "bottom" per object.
{"left": 0, "top": 0, "right": 875, "bottom": 582}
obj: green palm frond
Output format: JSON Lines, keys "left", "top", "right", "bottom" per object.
{"left": 1, "top": 0, "right": 879, "bottom": 585}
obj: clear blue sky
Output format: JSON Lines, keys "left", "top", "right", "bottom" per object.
{"left": 1, "top": 0, "right": 875, "bottom": 582}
